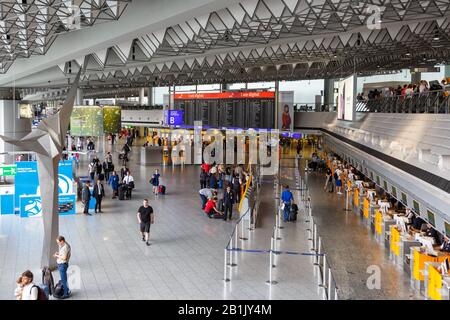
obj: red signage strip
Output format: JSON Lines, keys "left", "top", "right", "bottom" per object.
{"left": 174, "top": 91, "right": 275, "bottom": 100}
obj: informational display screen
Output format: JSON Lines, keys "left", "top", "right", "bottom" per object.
{"left": 103, "top": 106, "right": 121, "bottom": 133}
{"left": 70, "top": 106, "right": 103, "bottom": 137}
{"left": 166, "top": 110, "right": 184, "bottom": 126}
{"left": 338, "top": 74, "right": 356, "bottom": 121}
{"left": 174, "top": 91, "right": 275, "bottom": 129}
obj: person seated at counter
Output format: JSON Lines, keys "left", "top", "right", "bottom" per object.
{"left": 410, "top": 216, "right": 426, "bottom": 231}
{"left": 404, "top": 208, "right": 415, "bottom": 224}
{"left": 440, "top": 236, "right": 450, "bottom": 253}
{"left": 423, "top": 223, "right": 441, "bottom": 245}
{"left": 378, "top": 196, "right": 391, "bottom": 214}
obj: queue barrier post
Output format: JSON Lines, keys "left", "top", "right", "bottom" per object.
{"left": 240, "top": 217, "right": 248, "bottom": 241}
{"left": 223, "top": 248, "right": 230, "bottom": 282}
{"left": 234, "top": 225, "right": 238, "bottom": 264}
{"left": 327, "top": 268, "right": 332, "bottom": 299}
{"left": 314, "top": 236, "right": 321, "bottom": 266}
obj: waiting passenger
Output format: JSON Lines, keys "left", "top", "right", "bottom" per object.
{"left": 440, "top": 236, "right": 450, "bottom": 253}
{"left": 424, "top": 224, "right": 441, "bottom": 245}
{"left": 204, "top": 197, "right": 225, "bottom": 220}
{"left": 150, "top": 169, "right": 160, "bottom": 195}
{"left": 223, "top": 186, "right": 235, "bottom": 221}
{"left": 232, "top": 174, "right": 241, "bottom": 203}
{"left": 200, "top": 168, "right": 208, "bottom": 189}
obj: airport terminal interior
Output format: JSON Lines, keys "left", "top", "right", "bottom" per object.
{"left": 0, "top": 0, "right": 450, "bottom": 303}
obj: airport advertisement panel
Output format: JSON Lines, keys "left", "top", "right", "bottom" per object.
{"left": 278, "top": 91, "right": 294, "bottom": 131}
{"left": 14, "top": 161, "right": 76, "bottom": 217}
{"left": 338, "top": 74, "right": 357, "bottom": 121}
{"left": 103, "top": 106, "right": 121, "bottom": 133}
{"left": 70, "top": 106, "right": 104, "bottom": 136}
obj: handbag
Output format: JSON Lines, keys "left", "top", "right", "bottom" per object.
{"left": 128, "top": 181, "right": 135, "bottom": 189}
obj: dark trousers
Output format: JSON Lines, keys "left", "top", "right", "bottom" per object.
{"left": 83, "top": 200, "right": 90, "bottom": 213}
{"left": 95, "top": 197, "right": 102, "bottom": 212}
{"left": 200, "top": 180, "right": 207, "bottom": 189}
{"left": 89, "top": 172, "right": 95, "bottom": 181}
{"left": 200, "top": 194, "right": 208, "bottom": 209}
{"left": 224, "top": 203, "right": 233, "bottom": 220}
{"left": 208, "top": 209, "right": 225, "bottom": 220}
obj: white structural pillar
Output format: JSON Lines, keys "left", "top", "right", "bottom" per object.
{"left": 324, "top": 79, "right": 335, "bottom": 110}
{"left": 0, "top": 100, "right": 31, "bottom": 163}
{"left": 445, "top": 65, "right": 450, "bottom": 79}
{"left": 76, "top": 88, "right": 83, "bottom": 105}
{"left": 275, "top": 80, "right": 280, "bottom": 129}
{"left": 147, "top": 87, "right": 153, "bottom": 106}
{"left": 139, "top": 87, "right": 145, "bottom": 106}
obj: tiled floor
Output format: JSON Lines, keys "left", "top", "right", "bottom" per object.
{"left": 298, "top": 150, "right": 422, "bottom": 300}
{"left": 0, "top": 142, "right": 321, "bottom": 300}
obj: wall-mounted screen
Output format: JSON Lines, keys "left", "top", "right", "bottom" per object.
{"left": 427, "top": 210, "right": 436, "bottom": 227}
{"left": 401, "top": 192, "right": 408, "bottom": 204}
{"left": 338, "top": 74, "right": 356, "bottom": 121}
{"left": 391, "top": 186, "right": 397, "bottom": 198}
{"left": 376, "top": 176, "right": 381, "bottom": 186}
{"left": 413, "top": 200, "right": 420, "bottom": 215}
{"left": 70, "top": 106, "right": 103, "bottom": 137}
{"left": 103, "top": 106, "right": 121, "bottom": 134}
{"left": 383, "top": 181, "right": 388, "bottom": 191}
{"left": 445, "top": 222, "right": 450, "bottom": 238}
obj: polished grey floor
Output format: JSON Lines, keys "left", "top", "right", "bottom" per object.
{"left": 299, "top": 151, "right": 421, "bottom": 300}
{"left": 0, "top": 141, "right": 321, "bottom": 300}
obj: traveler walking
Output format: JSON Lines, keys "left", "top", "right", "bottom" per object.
{"left": 137, "top": 199, "right": 154, "bottom": 246}
{"left": 82, "top": 181, "right": 92, "bottom": 215}
{"left": 53, "top": 236, "right": 71, "bottom": 299}
{"left": 88, "top": 161, "right": 96, "bottom": 182}
{"left": 123, "top": 171, "right": 134, "bottom": 199}
{"left": 150, "top": 169, "right": 160, "bottom": 195}
{"left": 108, "top": 171, "right": 120, "bottom": 199}
{"left": 281, "top": 185, "right": 294, "bottom": 222}
{"left": 93, "top": 180, "right": 105, "bottom": 213}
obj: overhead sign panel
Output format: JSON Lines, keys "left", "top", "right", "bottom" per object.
{"left": 174, "top": 91, "right": 275, "bottom": 100}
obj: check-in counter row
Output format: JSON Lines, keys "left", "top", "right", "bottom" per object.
{"left": 346, "top": 182, "right": 450, "bottom": 300}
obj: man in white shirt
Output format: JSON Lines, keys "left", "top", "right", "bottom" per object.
{"left": 20, "top": 270, "right": 38, "bottom": 300}
{"left": 53, "top": 236, "right": 71, "bottom": 299}
{"left": 123, "top": 172, "right": 134, "bottom": 199}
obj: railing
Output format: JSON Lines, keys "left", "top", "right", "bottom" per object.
{"left": 357, "top": 90, "right": 450, "bottom": 114}
{"left": 296, "top": 160, "right": 340, "bottom": 300}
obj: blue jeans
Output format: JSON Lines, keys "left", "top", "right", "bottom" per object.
{"left": 200, "top": 194, "right": 208, "bottom": 209}
{"left": 283, "top": 202, "right": 291, "bottom": 222}
{"left": 57, "top": 263, "right": 70, "bottom": 297}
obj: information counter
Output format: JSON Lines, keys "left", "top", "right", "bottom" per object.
{"left": 140, "top": 146, "right": 165, "bottom": 166}
{"left": 411, "top": 247, "right": 450, "bottom": 292}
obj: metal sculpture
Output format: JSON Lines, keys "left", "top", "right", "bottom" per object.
{"left": 0, "top": 70, "right": 81, "bottom": 268}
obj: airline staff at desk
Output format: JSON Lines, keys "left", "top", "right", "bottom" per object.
{"left": 441, "top": 237, "right": 450, "bottom": 253}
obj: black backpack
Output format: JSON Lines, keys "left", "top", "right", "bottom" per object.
{"left": 32, "top": 285, "right": 49, "bottom": 300}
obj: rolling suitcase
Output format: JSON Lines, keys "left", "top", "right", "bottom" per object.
{"left": 118, "top": 185, "right": 126, "bottom": 200}
{"left": 289, "top": 203, "right": 298, "bottom": 221}
{"left": 158, "top": 185, "right": 166, "bottom": 195}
